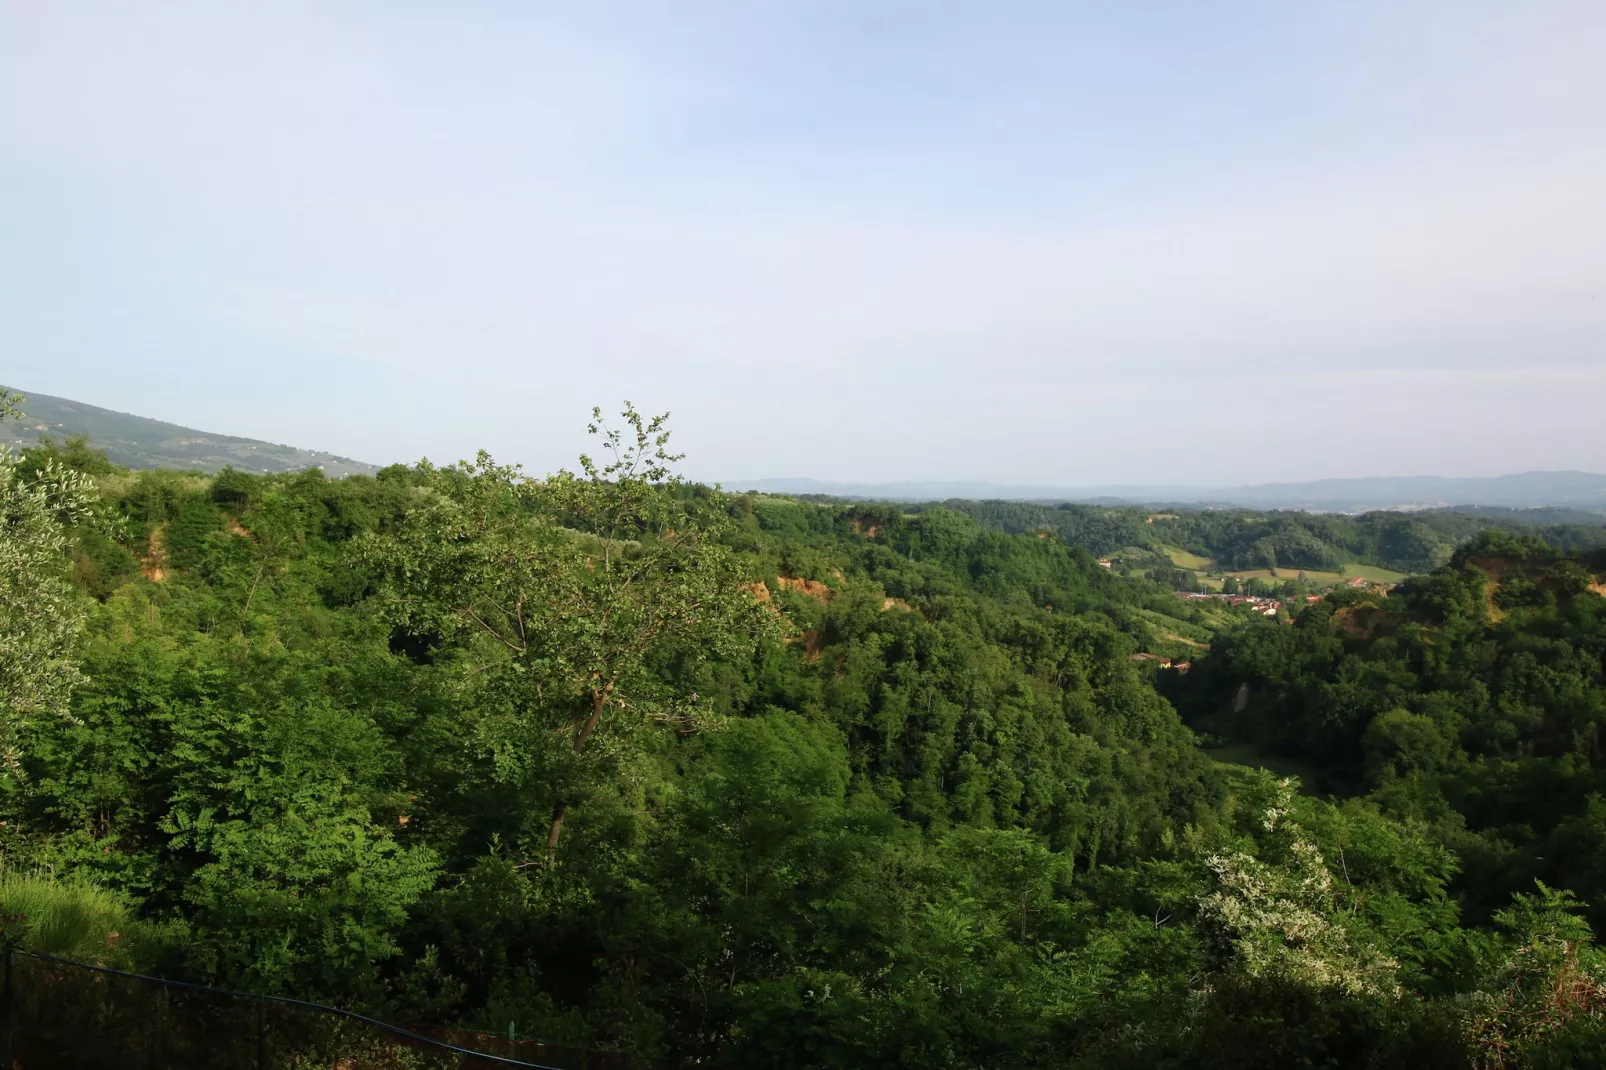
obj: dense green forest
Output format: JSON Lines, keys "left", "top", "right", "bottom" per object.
{"left": 921, "top": 498, "right": 1606, "bottom": 577}
{"left": 8, "top": 396, "right": 1606, "bottom": 1066}
{"left": 1167, "top": 535, "right": 1606, "bottom": 926}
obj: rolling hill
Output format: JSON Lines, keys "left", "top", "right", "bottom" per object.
{"left": 740, "top": 472, "right": 1606, "bottom": 512}
{"left": 1, "top": 387, "right": 380, "bottom": 476}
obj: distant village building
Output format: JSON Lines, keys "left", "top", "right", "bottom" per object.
{"left": 1171, "top": 591, "right": 1278, "bottom": 615}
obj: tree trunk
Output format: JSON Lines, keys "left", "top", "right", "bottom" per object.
{"left": 574, "top": 687, "right": 608, "bottom": 752}
{"left": 547, "top": 688, "right": 610, "bottom": 861}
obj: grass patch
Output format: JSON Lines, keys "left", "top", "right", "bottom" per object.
{"left": 1219, "top": 563, "right": 1409, "bottom": 586}
{"left": 1136, "top": 608, "right": 1214, "bottom": 644}
{"left": 0, "top": 872, "right": 130, "bottom": 959}
{"left": 1201, "top": 742, "right": 1325, "bottom": 792}
{"left": 1341, "top": 563, "right": 1409, "bottom": 584}
{"left": 1134, "top": 608, "right": 1218, "bottom": 659}
{"left": 1162, "top": 545, "right": 1215, "bottom": 569}
{"left": 1224, "top": 567, "right": 1344, "bottom": 585}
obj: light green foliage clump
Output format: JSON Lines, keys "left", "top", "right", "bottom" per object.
{"left": 1198, "top": 777, "right": 1400, "bottom": 998}
{"left": 0, "top": 391, "right": 105, "bottom": 766}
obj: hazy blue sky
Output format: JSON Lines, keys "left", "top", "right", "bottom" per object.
{"left": 3, "top": 1, "right": 1603, "bottom": 485}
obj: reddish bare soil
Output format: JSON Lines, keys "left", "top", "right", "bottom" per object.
{"left": 776, "top": 576, "right": 833, "bottom": 602}
{"left": 141, "top": 525, "right": 168, "bottom": 583}
{"left": 1333, "top": 602, "right": 1398, "bottom": 640}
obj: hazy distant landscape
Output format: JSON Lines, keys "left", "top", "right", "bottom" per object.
{"left": 743, "top": 472, "right": 1606, "bottom": 512}
{"left": 0, "top": 387, "right": 379, "bottom": 477}
{"left": 13, "top": 385, "right": 1605, "bottom": 516}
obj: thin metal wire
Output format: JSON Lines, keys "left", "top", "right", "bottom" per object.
{"left": 17, "top": 949, "right": 569, "bottom": 1070}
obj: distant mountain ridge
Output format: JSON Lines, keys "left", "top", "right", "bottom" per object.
{"left": 738, "top": 473, "right": 1606, "bottom": 513}
{"left": 6, "top": 387, "right": 1600, "bottom": 508}
{"left": 1, "top": 387, "right": 380, "bottom": 477}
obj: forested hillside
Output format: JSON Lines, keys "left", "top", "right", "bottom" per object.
{"left": 748, "top": 472, "right": 1606, "bottom": 512}
{"left": 9, "top": 399, "right": 1606, "bottom": 1066}
{"left": 925, "top": 498, "right": 1606, "bottom": 578}
{"left": 0, "top": 387, "right": 380, "bottom": 476}
{"left": 1168, "top": 534, "right": 1606, "bottom": 929}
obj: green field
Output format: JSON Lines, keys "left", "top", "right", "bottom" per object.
{"left": 1135, "top": 608, "right": 1214, "bottom": 655}
{"left": 1340, "top": 562, "right": 1409, "bottom": 584}
{"left": 1219, "top": 562, "right": 1408, "bottom": 588}
{"left": 1162, "top": 545, "right": 1215, "bottom": 569}
{"left": 1223, "top": 567, "right": 1343, "bottom": 585}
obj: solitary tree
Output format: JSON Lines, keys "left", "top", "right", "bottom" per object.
{"left": 363, "top": 404, "right": 777, "bottom": 861}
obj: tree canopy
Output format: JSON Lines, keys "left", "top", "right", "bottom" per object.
{"left": 4, "top": 404, "right": 1606, "bottom": 1066}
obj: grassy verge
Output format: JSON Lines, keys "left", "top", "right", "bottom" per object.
{"left": 1201, "top": 742, "right": 1326, "bottom": 792}
{"left": 0, "top": 871, "right": 131, "bottom": 960}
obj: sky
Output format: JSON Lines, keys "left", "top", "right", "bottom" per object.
{"left": 2, "top": 1, "right": 1603, "bottom": 486}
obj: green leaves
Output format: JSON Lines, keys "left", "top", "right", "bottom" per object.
{"left": 0, "top": 391, "right": 106, "bottom": 768}
{"left": 177, "top": 782, "right": 438, "bottom": 996}
{"left": 362, "top": 407, "right": 779, "bottom": 863}
{"left": 18, "top": 397, "right": 1606, "bottom": 1066}
{"left": 1461, "top": 882, "right": 1606, "bottom": 1064}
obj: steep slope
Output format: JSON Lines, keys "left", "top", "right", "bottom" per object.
{"left": 0, "top": 387, "right": 380, "bottom": 476}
